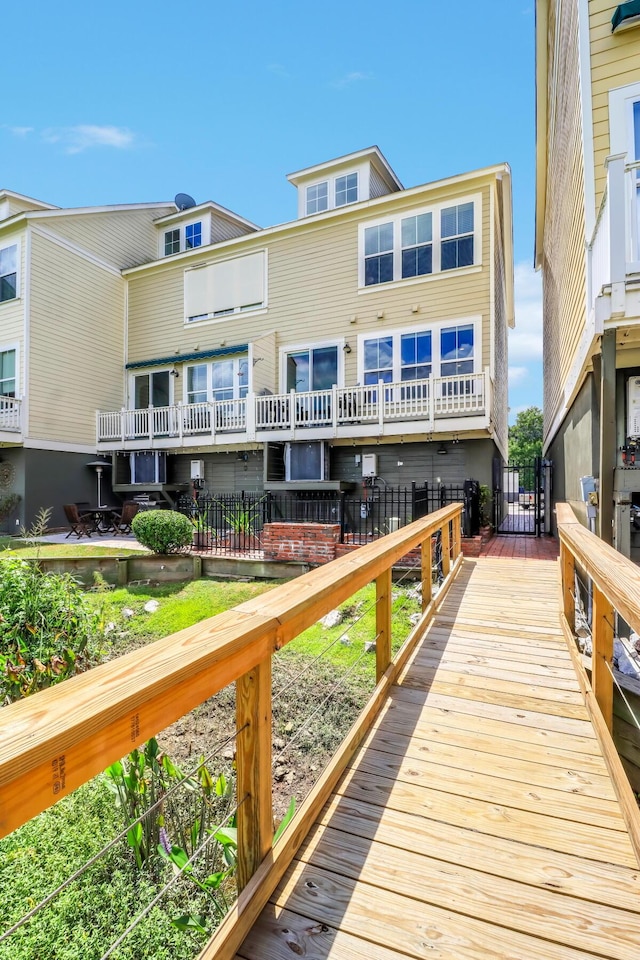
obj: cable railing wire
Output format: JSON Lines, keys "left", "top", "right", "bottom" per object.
{"left": 604, "top": 658, "right": 640, "bottom": 732}
{"left": 273, "top": 647, "right": 372, "bottom": 766}
{"left": 0, "top": 725, "right": 245, "bottom": 945}
{"left": 98, "top": 797, "right": 245, "bottom": 960}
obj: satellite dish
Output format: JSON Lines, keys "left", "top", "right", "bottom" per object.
{"left": 175, "top": 192, "right": 196, "bottom": 211}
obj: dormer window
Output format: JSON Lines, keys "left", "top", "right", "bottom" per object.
{"left": 0, "top": 245, "right": 18, "bottom": 302}
{"left": 306, "top": 182, "right": 328, "bottom": 215}
{"left": 335, "top": 173, "right": 358, "bottom": 207}
{"left": 185, "top": 222, "right": 202, "bottom": 249}
{"left": 163, "top": 221, "right": 203, "bottom": 256}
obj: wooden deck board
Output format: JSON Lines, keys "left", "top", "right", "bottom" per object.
{"left": 240, "top": 557, "right": 640, "bottom": 959}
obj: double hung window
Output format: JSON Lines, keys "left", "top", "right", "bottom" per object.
{"left": 306, "top": 182, "right": 328, "bottom": 215}
{"left": 361, "top": 321, "right": 476, "bottom": 388}
{"left": 361, "top": 197, "right": 479, "bottom": 286}
{"left": 185, "top": 222, "right": 202, "bottom": 249}
{"left": 0, "top": 246, "right": 17, "bottom": 302}
{"left": 335, "top": 173, "right": 358, "bottom": 207}
{"left": 0, "top": 349, "right": 16, "bottom": 397}
{"left": 164, "top": 229, "right": 180, "bottom": 256}
{"left": 163, "top": 221, "right": 203, "bottom": 256}
{"left": 186, "top": 357, "right": 249, "bottom": 404}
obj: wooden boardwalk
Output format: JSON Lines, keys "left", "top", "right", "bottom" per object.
{"left": 237, "top": 557, "right": 640, "bottom": 960}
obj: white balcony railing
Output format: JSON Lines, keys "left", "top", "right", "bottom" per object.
{"left": 588, "top": 155, "right": 640, "bottom": 316}
{"left": 0, "top": 396, "right": 22, "bottom": 433}
{"left": 97, "top": 371, "right": 488, "bottom": 446}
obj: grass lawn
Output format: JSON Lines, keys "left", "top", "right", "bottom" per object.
{"left": 0, "top": 573, "right": 421, "bottom": 959}
{"left": 0, "top": 536, "right": 147, "bottom": 558}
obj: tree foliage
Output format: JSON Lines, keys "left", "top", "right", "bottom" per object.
{"left": 508, "top": 406, "right": 543, "bottom": 463}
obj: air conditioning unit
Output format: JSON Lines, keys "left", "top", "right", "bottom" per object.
{"left": 627, "top": 377, "right": 640, "bottom": 438}
{"left": 285, "top": 442, "right": 329, "bottom": 482}
{"left": 190, "top": 459, "right": 205, "bottom": 480}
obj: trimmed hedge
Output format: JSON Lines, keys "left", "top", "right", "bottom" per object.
{"left": 131, "top": 510, "right": 193, "bottom": 555}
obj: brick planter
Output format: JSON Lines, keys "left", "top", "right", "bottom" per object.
{"left": 262, "top": 522, "right": 341, "bottom": 565}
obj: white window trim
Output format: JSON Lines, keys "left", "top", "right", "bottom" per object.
{"left": 184, "top": 355, "right": 250, "bottom": 404}
{"left": 278, "top": 338, "right": 346, "bottom": 393}
{"left": 305, "top": 181, "right": 329, "bottom": 216}
{"left": 300, "top": 166, "right": 362, "bottom": 217}
{"left": 357, "top": 193, "right": 482, "bottom": 290}
{"left": 0, "top": 340, "right": 20, "bottom": 397}
{"left": 128, "top": 367, "right": 175, "bottom": 409}
{"left": 609, "top": 81, "right": 640, "bottom": 156}
{"left": 0, "top": 239, "right": 20, "bottom": 303}
{"left": 160, "top": 217, "right": 207, "bottom": 258}
{"left": 356, "top": 316, "right": 481, "bottom": 382}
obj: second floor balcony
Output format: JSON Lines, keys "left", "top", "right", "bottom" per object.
{"left": 0, "top": 396, "right": 22, "bottom": 439}
{"left": 97, "top": 369, "right": 490, "bottom": 450}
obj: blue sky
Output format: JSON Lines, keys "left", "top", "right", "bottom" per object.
{"left": 1, "top": 0, "right": 541, "bottom": 419}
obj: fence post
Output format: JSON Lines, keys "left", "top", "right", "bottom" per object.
{"left": 592, "top": 584, "right": 614, "bottom": 732}
{"left": 452, "top": 508, "right": 462, "bottom": 559}
{"left": 441, "top": 521, "right": 451, "bottom": 577}
{"left": 411, "top": 481, "right": 416, "bottom": 521}
{"left": 422, "top": 535, "right": 432, "bottom": 611}
{"left": 236, "top": 658, "right": 273, "bottom": 891}
{"left": 375, "top": 568, "right": 392, "bottom": 682}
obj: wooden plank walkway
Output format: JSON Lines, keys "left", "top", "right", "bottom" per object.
{"left": 236, "top": 557, "right": 640, "bottom": 960}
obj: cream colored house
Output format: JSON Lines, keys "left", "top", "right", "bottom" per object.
{"left": 0, "top": 147, "right": 513, "bottom": 526}
{"left": 536, "top": 1, "right": 640, "bottom": 554}
{"left": 0, "top": 191, "right": 177, "bottom": 527}
{"left": 99, "top": 148, "right": 513, "bottom": 504}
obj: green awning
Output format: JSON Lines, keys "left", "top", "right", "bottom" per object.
{"left": 126, "top": 344, "right": 248, "bottom": 370}
{"left": 612, "top": 1, "right": 640, "bottom": 32}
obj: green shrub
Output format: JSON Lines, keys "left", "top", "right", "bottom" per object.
{"left": 131, "top": 510, "right": 193, "bottom": 554}
{"left": 0, "top": 556, "right": 100, "bottom": 703}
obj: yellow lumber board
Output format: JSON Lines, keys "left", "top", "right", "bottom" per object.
{"left": 270, "top": 860, "right": 614, "bottom": 960}
{"left": 390, "top": 685, "right": 597, "bottom": 739}
{"left": 317, "top": 793, "right": 640, "bottom": 912}
{"left": 295, "top": 825, "right": 640, "bottom": 959}
{"left": 379, "top": 693, "right": 602, "bottom": 756}
{"left": 421, "top": 627, "right": 577, "bottom": 662}
{"left": 360, "top": 725, "right": 618, "bottom": 801}
{"left": 403, "top": 656, "right": 585, "bottom": 697}
{"left": 352, "top": 745, "right": 625, "bottom": 830}
{"left": 336, "top": 768, "right": 638, "bottom": 867}
{"left": 372, "top": 705, "right": 612, "bottom": 773}
{"left": 434, "top": 614, "right": 564, "bottom": 637}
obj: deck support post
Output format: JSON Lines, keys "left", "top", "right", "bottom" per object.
{"left": 560, "top": 542, "right": 575, "bottom": 634}
{"left": 375, "top": 568, "right": 392, "bottom": 682}
{"left": 422, "top": 535, "right": 432, "bottom": 612}
{"left": 441, "top": 521, "right": 451, "bottom": 578}
{"left": 452, "top": 514, "right": 461, "bottom": 560}
{"left": 592, "top": 584, "right": 614, "bottom": 732}
{"left": 598, "top": 328, "right": 616, "bottom": 545}
{"left": 236, "top": 659, "right": 273, "bottom": 891}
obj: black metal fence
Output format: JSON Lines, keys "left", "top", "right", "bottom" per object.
{"left": 177, "top": 482, "right": 478, "bottom": 555}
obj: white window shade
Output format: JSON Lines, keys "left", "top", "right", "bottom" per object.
{"left": 185, "top": 252, "right": 265, "bottom": 319}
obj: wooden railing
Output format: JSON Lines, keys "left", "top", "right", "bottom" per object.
{"left": 0, "top": 504, "right": 463, "bottom": 958}
{"left": 557, "top": 502, "right": 640, "bottom": 864}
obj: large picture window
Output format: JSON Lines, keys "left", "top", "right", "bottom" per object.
{"left": 286, "top": 345, "right": 338, "bottom": 392}
{"left": 360, "top": 196, "right": 479, "bottom": 287}
{"left": 186, "top": 357, "right": 249, "bottom": 404}
{"left": 0, "top": 246, "right": 17, "bottom": 302}
{"left": 360, "top": 321, "right": 477, "bottom": 384}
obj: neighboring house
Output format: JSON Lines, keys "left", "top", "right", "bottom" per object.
{"left": 1, "top": 146, "right": 514, "bottom": 527}
{"left": 99, "top": 148, "right": 514, "bottom": 506}
{"left": 536, "top": 0, "right": 640, "bottom": 555}
{"left": 0, "top": 191, "right": 177, "bottom": 527}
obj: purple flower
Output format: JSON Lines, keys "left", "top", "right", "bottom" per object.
{"left": 159, "top": 827, "right": 172, "bottom": 855}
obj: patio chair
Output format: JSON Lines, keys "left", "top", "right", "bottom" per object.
{"left": 112, "top": 501, "right": 140, "bottom": 536}
{"left": 63, "top": 503, "right": 94, "bottom": 539}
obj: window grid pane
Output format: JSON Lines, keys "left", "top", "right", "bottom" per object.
{"left": 0, "top": 245, "right": 17, "bottom": 302}
{"left": 306, "top": 182, "right": 329, "bottom": 215}
{"left": 185, "top": 222, "right": 202, "bottom": 249}
{"left": 335, "top": 173, "right": 358, "bottom": 207}
{"left": 164, "top": 229, "right": 180, "bottom": 255}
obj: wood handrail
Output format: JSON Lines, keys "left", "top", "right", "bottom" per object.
{"left": 556, "top": 502, "right": 640, "bottom": 867}
{"left": 0, "top": 503, "right": 462, "bottom": 844}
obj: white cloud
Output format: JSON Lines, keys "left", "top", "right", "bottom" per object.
{"left": 508, "top": 365, "right": 529, "bottom": 386}
{"left": 7, "top": 126, "right": 34, "bottom": 137}
{"left": 509, "top": 260, "right": 543, "bottom": 362}
{"left": 42, "top": 125, "right": 136, "bottom": 154}
{"left": 330, "top": 71, "right": 374, "bottom": 89}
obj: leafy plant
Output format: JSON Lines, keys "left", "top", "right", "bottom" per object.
{"left": 0, "top": 491, "right": 20, "bottom": 521}
{"left": 214, "top": 496, "right": 265, "bottom": 535}
{"left": 479, "top": 484, "right": 493, "bottom": 528}
{"left": 131, "top": 509, "right": 193, "bottom": 554}
{"left": 0, "top": 548, "right": 101, "bottom": 703}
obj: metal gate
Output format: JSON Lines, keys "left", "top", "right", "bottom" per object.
{"left": 493, "top": 458, "right": 552, "bottom": 536}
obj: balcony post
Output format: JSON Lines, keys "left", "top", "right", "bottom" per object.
{"left": 121, "top": 406, "right": 126, "bottom": 444}
{"left": 378, "top": 379, "right": 384, "bottom": 432}
{"left": 289, "top": 388, "right": 296, "bottom": 430}
{"left": 246, "top": 392, "right": 256, "bottom": 442}
{"left": 210, "top": 401, "right": 216, "bottom": 439}
{"left": 236, "top": 658, "right": 273, "bottom": 890}
{"left": 332, "top": 385, "right": 338, "bottom": 435}
{"left": 606, "top": 153, "right": 627, "bottom": 316}
{"left": 177, "top": 402, "right": 183, "bottom": 440}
